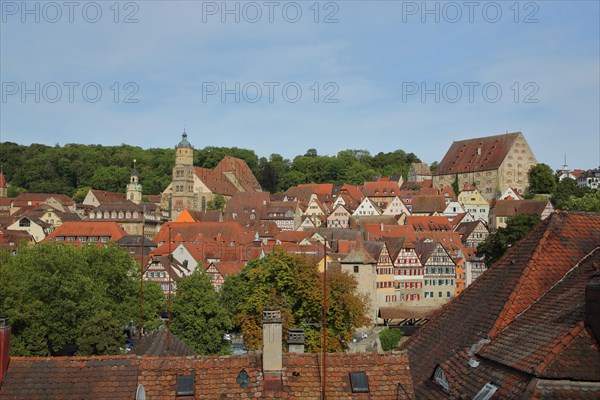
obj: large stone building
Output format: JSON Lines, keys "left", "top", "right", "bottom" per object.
{"left": 433, "top": 132, "right": 537, "bottom": 200}
{"left": 161, "top": 131, "right": 263, "bottom": 220}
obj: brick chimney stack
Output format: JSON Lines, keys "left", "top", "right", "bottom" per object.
{"left": 0, "top": 316, "right": 10, "bottom": 385}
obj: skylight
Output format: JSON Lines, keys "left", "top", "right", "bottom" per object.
{"left": 349, "top": 371, "right": 369, "bottom": 393}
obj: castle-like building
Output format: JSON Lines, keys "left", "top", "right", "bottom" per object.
{"left": 161, "top": 132, "right": 263, "bottom": 220}
{"left": 433, "top": 131, "right": 537, "bottom": 200}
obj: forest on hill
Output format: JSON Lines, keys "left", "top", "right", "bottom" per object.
{"left": 0, "top": 142, "right": 422, "bottom": 199}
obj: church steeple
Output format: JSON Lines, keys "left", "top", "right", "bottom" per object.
{"left": 127, "top": 159, "right": 143, "bottom": 204}
{"left": 171, "top": 130, "right": 196, "bottom": 220}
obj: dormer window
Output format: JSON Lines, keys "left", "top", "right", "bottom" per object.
{"left": 433, "top": 365, "right": 449, "bottom": 392}
{"left": 473, "top": 383, "right": 498, "bottom": 400}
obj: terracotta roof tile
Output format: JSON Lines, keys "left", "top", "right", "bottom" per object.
{"left": 402, "top": 212, "right": 600, "bottom": 399}
{"left": 410, "top": 196, "right": 446, "bottom": 214}
{"left": 436, "top": 132, "right": 521, "bottom": 175}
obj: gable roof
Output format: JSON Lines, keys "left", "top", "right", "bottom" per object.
{"left": 88, "top": 190, "right": 125, "bottom": 204}
{"left": 436, "top": 132, "right": 522, "bottom": 175}
{"left": 0, "top": 352, "right": 414, "bottom": 399}
{"left": 362, "top": 181, "right": 401, "bottom": 198}
{"left": 224, "top": 192, "right": 271, "bottom": 223}
{"left": 133, "top": 327, "right": 196, "bottom": 357}
{"left": 491, "top": 199, "right": 550, "bottom": 217}
{"left": 402, "top": 212, "right": 600, "bottom": 399}
{"left": 410, "top": 196, "right": 446, "bottom": 214}
{"left": 45, "top": 221, "right": 127, "bottom": 242}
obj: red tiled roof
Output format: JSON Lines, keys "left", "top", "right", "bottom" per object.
{"left": 491, "top": 199, "right": 550, "bottom": 217}
{"left": 410, "top": 195, "right": 446, "bottom": 214}
{"left": 402, "top": 212, "right": 600, "bottom": 399}
{"left": 339, "top": 184, "right": 363, "bottom": 201}
{"left": 0, "top": 352, "right": 414, "bottom": 399}
{"left": 210, "top": 260, "right": 245, "bottom": 278}
{"left": 406, "top": 216, "right": 452, "bottom": 232}
{"left": 44, "top": 221, "right": 127, "bottom": 242}
{"left": 11, "top": 193, "right": 75, "bottom": 208}
{"left": 436, "top": 132, "right": 522, "bottom": 175}
{"left": 89, "top": 190, "right": 125, "bottom": 204}
{"left": 297, "top": 183, "right": 334, "bottom": 196}
{"left": 155, "top": 221, "right": 255, "bottom": 246}
{"left": 362, "top": 181, "right": 401, "bottom": 197}
{"left": 274, "top": 230, "right": 312, "bottom": 244}
{"left": 224, "top": 192, "right": 271, "bottom": 223}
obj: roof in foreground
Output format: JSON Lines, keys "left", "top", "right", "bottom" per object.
{"left": 0, "top": 352, "right": 414, "bottom": 399}
{"left": 401, "top": 212, "right": 600, "bottom": 400}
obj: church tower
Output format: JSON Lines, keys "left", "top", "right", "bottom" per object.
{"left": 171, "top": 131, "right": 196, "bottom": 220}
{"left": 0, "top": 171, "right": 7, "bottom": 198}
{"left": 127, "top": 160, "right": 143, "bottom": 204}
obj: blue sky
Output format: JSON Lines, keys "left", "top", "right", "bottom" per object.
{"left": 1, "top": 0, "right": 599, "bottom": 170}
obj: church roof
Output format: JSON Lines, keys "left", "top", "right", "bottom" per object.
{"left": 176, "top": 131, "right": 193, "bottom": 149}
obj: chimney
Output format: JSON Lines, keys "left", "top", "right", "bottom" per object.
{"left": 0, "top": 316, "right": 10, "bottom": 385}
{"left": 585, "top": 284, "right": 600, "bottom": 345}
{"left": 477, "top": 147, "right": 482, "bottom": 156}
{"left": 262, "top": 308, "right": 282, "bottom": 372}
{"left": 287, "top": 328, "right": 305, "bottom": 353}
{"left": 262, "top": 308, "right": 283, "bottom": 392}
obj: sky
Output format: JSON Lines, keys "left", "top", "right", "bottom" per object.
{"left": 1, "top": 0, "right": 599, "bottom": 170}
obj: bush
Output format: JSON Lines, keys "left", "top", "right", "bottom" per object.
{"left": 379, "top": 328, "right": 404, "bottom": 351}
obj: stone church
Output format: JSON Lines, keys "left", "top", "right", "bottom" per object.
{"left": 161, "top": 132, "right": 263, "bottom": 220}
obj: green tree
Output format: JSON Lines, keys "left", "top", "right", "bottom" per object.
{"left": 452, "top": 174, "right": 460, "bottom": 196}
{"left": 170, "top": 271, "right": 232, "bottom": 355}
{"left": 379, "top": 328, "right": 404, "bottom": 351}
{"left": 225, "top": 249, "right": 368, "bottom": 352}
{"left": 551, "top": 177, "right": 591, "bottom": 209}
{"left": 76, "top": 310, "right": 125, "bottom": 355}
{"left": 477, "top": 214, "right": 542, "bottom": 266}
{"left": 560, "top": 190, "right": 600, "bottom": 212}
{"left": 429, "top": 161, "right": 439, "bottom": 175}
{"left": 72, "top": 187, "right": 91, "bottom": 203}
{"left": 528, "top": 163, "right": 557, "bottom": 194}
{"left": 207, "top": 194, "right": 226, "bottom": 212}
{"left": 0, "top": 243, "right": 165, "bottom": 356}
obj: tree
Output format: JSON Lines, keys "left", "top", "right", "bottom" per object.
{"left": 429, "top": 161, "right": 439, "bottom": 174}
{"left": 477, "top": 214, "right": 542, "bottom": 266}
{"left": 379, "top": 328, "right": 404, "bottom": 351}
{"left": 0, "top": 243, "right": 165, "bottom": 356}
{"left": 528, "top": 163, "right": 557, "bottom": 194}
{"left": 452, "top": 174, "right": 460, "bottom": 196}
{"left": 560, "top": 191, "right": 600, "bottom": 212}
{"left": 76, "top": 310, "right": 125, "bottom": 355}
{"left": 224, "top": 249, "right": 368, "bottom": 352}
{"left": 551, "top": 177, "right": 591, "bottom": 209}
{"left": 170, "top": 271, "right": 232, "bottom": 355}
{"left": 207, "top": 194, "right": 226, "bottom": 212}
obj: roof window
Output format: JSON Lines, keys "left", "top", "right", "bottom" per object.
{"left": 349, "top": 371, "right": 369, "bottom": 393}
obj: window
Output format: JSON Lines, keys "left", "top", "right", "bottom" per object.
{"left": 176, "top": 374, "right": 195, "bottom": 396}
{"left": 349, "top": 372, "right": 369, "bottom": 393}
{"left": 100, "top": 236, "right": 109, "bottom": 243}
{"left": 433, "top": 366, "right": 449, "bottom": 392}
{"left": 473, "top": 383, "right": 498, "bottom": 400}
{"left": 19, "top": 218, "right": 31, "bottom": 227}
{"left": 354, "top": 265, "right": 359, "bottom": 273}
{"left": 90, "top": 236, "right": 98, "bottom": 242}
{"left": 111, "top": 211, "right": 117, "bottom": 219}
